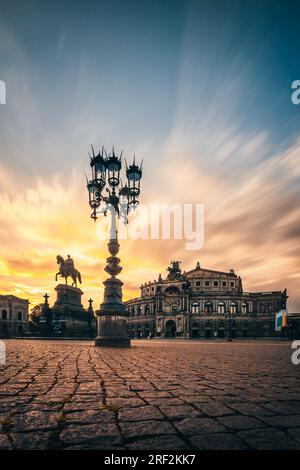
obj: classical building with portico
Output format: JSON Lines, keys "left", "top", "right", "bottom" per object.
{"left": 125, "top": 261, "right": 288, "bottom": 339}
{"left": 0, "top": 295, "right": 29, "bottom": 338}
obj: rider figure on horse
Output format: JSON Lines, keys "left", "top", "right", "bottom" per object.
{"left": 65, "top": 255, "right": 75, "bottom": 275}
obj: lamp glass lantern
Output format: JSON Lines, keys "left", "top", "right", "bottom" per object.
{"left": 91, "top": 153, "right": 107, "bottom": 188}
{"left": 107, "top": 154, "right": 121, "bottom": 188}
{"left": 87, "top": 180, "right": 101, "bottom": 209}
{"left": 126, "top": 161, "right": 142, "bottom": 205}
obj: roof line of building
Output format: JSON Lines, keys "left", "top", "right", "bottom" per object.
{"left": 186, "top": 268, "right": 237, "bottom": 276}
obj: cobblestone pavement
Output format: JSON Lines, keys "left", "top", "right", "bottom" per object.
{"left": 0, "top": 339, "right": 300, "bottom": 450}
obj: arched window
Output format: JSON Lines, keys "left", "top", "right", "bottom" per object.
{"left": 191, "top": 302, "right": 200, "bottom": 314}
{"left": 230, "top": 302, "right": 237, "bottom": 314}
{"left": 137, "top": 306, "right": 142, "bottom": 316}
{"left": 204, "top": 301, "right": 213, "bottom": 313}
{"left": 241, "top": 302, "right": 248, "bottom": 315}
{"left": 164, "top": 286, "right": 180, "bottom": 295}
{"left": 17, "top": 311, "right": 23, "bottom": 321}
{"left": 2, "top": 309, "right": 7, "bottom": 320}
{"left": 217, "top": 302, "right": 225, "bottom": 314}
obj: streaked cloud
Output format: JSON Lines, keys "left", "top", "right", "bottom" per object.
{"left": 0, "top": 127, "right": 299, "bottom": 311}
{"left": 0, "top": 1, "right": 299, "bottom": 313}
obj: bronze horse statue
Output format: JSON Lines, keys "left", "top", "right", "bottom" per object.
{"left": 55, "top": 255, "right": 82, "bottom": 287}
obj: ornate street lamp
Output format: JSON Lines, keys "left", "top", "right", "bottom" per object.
{"left": 86, "top": 146, "right": 143, "bottom": 347}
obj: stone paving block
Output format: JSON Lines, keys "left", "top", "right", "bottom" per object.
{"left": 144, "top": 397, "right": 186, "bottom": 406}
{"left": 126, "top": 435, "right": 190, "bottom": 450}
{"left": 59, "top": 423, "right": 122, "bottom": 445}
{"left": 260, "top": 401, "right": 298, "bottom": 415}
{"left": 138, "top": 391, "right": 173, "bottom": 399}
{"left": 64, "top": 442, "right": 125, "bottom": 450}
{"left": 12, "top": 411, "right": 60, "bottom": 432}
{"left": 10, "top": 431, "right": 54, "bottom": 450}
{"left": 287, "top": 427, "right": 300, "bottom": 443}
{"left": 189, "top": 432, "right": 248, "bottom": 450}
{"left": 106, "top": 397, "right": 146, "bottom": 408}
{"left": 158, "top": 404, "right": 200, "bottom": 420}
{"left": 260, "top": 414, "right": 300, "bottom": 428}
{"left": 63, "top": 401, "right": 103, "bottom": 412}
{"left": 64, "top": 409, "right": 115, "bottom": 424}
{"left": 226, "top": 402, "right": 274, "bottom": 416}
{"left": 128, "top": 382, "right": 156, "bottom": 392}
{"left": 119, "top": 405, "right": 164, "bottom": 421}
{"left": 175, "top": 417, "right": 226, "bottom": 436}
{"left": 238, "top": 428, "right": 299, "bottom": 450}
{"left": 71, "top": 394, "right": 100, "bottom": 402}
{"left": 196, "top": 402, "right": 234, "bottom": 417}
{"left": 181, "top": 395, "right": 214, "bottom": 404}
{"left": 120, "top": 420, "right": 176, "bottom": 439}
{"left": 217, "top": 415, "right": 265, "bottom": 430}
{"left": 106, "top": 389, "right": 138, "bottom": 398}
{"left": 0, "top": 433, "right": 13, "bottom": 450}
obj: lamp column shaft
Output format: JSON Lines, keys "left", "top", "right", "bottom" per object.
{"left": 95, "top": 210, "right": 131, "bottom": 347}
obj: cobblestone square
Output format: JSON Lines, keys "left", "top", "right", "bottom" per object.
{"left": 0, "top": 339, "right": 299, "bottom": 450}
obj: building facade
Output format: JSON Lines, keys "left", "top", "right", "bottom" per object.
{"left": 126, "top": 261, "right": 288, "bottom": 339}
{"left": 0, "top": 295, "right": 29, "bottom": 338}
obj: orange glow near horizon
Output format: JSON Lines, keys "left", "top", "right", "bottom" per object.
{"left": 0, "top": 139, "right": 300, "bottom": 315}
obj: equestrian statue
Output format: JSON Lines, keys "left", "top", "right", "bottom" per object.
{"left": 55, "top": 254, "right": 82, "bottom": 287}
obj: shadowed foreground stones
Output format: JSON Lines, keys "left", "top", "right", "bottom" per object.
{"left": 12, "top": 411, "right": 60, "bottom": 432}
{"left": 119, "top": 405, "right": 164, "bottom": 421}
{"left": 127, "top": 435, "right": 189, "bottom": 450}
{"left": 60, "top": 423, "right": 122, "bottom": 446}
{"left": 188, "top": 432, "right": 248, "bottom": 450}
{"left": 120, "top": 420, "right": 175, "bottom": 439}
{"left": 0, "top": 339, "right": 300, "bottom": 450}
{"left": 238, "top": 428, "right": 299, "bottom": 450}
{"left": 0, "top": 433, "right": 13, "bottom": 450}
{"left": 175, "top": 417, "right": 226, "bottom": 436}
{"left": 216, "top": 415, "right": 265, "bottom": 430}
{"left": 10, "top": 431, "right": 54, "bottom": 450}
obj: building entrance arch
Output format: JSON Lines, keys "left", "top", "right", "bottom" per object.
{"left": 165, "top": 320, "right": 176, "bottom": 338}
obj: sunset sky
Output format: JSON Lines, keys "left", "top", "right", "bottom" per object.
{"left": 0, "top": 0, "right": 299, "bottom": 312}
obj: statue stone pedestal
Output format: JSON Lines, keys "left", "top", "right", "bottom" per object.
{"left": 53, "top": 284, "right": 84, "bottom": 313}
{"left": 51, "top": 284, "right": 95, "bottom": 337}
{"left": 95, "top": 235, "right": 130, "bottom": 347}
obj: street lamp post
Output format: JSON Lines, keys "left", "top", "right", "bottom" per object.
{"left": 86, "top": 146, "right": 142, "bottom": 347}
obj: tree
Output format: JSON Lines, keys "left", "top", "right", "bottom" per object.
{"left": 30, "top": 304, "right": 44, "bottom": 325}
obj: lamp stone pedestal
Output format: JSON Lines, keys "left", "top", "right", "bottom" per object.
{"left": 95, "top": 234, "right": 131, "bottom": 347}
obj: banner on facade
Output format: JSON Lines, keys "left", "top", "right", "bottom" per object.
{"left": 275, "top": 309, "right": 288, "bottom": 332}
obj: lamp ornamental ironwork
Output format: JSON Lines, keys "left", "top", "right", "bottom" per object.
{"left": 86, "top": 145, "right": 143, "bottom": 347}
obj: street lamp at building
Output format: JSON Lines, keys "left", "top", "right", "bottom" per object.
{"left": 86, "top": 146, "right": 143, "bottom": 347}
